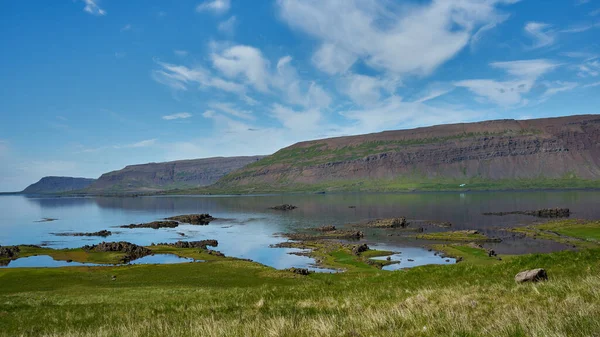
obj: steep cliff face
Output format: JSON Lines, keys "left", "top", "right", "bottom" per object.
{"left": 86, "top": 156, "right": 264, "bottom": 193}
{"left": 22, "top": 177, "right": 96, "bottom": 194}
{"left": 216, "top": 115, "right": 600, "bottom": 190}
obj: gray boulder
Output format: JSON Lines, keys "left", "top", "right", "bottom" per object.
{"left": 515, "top": 268, "right": 548, "bottom": 283}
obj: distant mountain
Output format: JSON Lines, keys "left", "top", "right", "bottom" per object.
{"left": 213, "top": 115, "right": 600, "bottom": 192}
{"left": 86, "top": 156, "right": 265, "bottom": 193}
{"left": 22, "top": 176, "right": 96, "bottom": 194}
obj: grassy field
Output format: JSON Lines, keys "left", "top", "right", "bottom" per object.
{"left": 2, "top": 222, "right": 600, "bottom": 336}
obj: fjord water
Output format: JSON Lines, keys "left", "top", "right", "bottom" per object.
{"left": 1, "top": 191, "right": 599, "bottom": 269}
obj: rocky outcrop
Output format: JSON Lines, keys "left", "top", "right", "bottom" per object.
{"left": 215, "top": 115, "right": 600, "bottom": 189}
{"left": 86, "top": 156, "right": 264, "bottom": 193}
{"left": 0, "top": 246, "right": 20, "bottom": 259}
{"left": 82, "top": 242, "right": 152, "bottom": 263}
{"left": 484, "top": 208, "right": 570, "bottom": 218}
{"left": 22, "top": 176, "right": 95, "bottom": 194}
{"left": 54, "top": 230, "right": 112, "bottom": 237}
{"left": 286, "top": 267, "right": 312, "bottom": 275}
{"left": 352, "top": 243, "right": 370, "bottom": 255}
{"left": 515, "top": 268, "right": 548, "bottom": 283}
{"left": 121, "top": 221, "right": 179, "bottom": 229}
{"left": 315, "top": 225, "right": 336, "bottom": 232}
{"left": 165, "top": 214, "right": 215, "bottom": 225}
{"left": 152, "top": 240, "right": 218, "bottom": 249}
{"left": 270, "top": 204, "right": 297, "bottom": 211}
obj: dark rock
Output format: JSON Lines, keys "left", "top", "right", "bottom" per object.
{"left": 286, "top": 267, "right": 312, "bottom": 275}
{"left": 407, "top": 259, "right": 414, "bottom": 262}
{"left": 270, "top": 204, "right": 297, "bottom": 211}
{"left": 121, "top": 221, "right": 179, "bottom": 229}
{"left": 82, "top": 241, "right": 152, "bottom": 263}
{"left": 348, "top": 206, "right": 356, "bottom": 209}
{"left": 488, "top": 250, "right": 497, "bottom": 257}
{"left": 515, "top": 268, "right": 548, "bottom": 283}
{"left": 54, "top": 230, "right": 112, "bottom": 237}
{"left": 0, "top": 246, "right": 20, "bottom": 259}
{"left": 315, "top": 225, "right": 336, "bottom": 232}
{"left": 207, "top": 249, "right": 225, "bottom": 257}
{"left": 351, "top": 243, "right": 369, "bottom": 256}
{"left": 386, "top": 256, "right": 392, "bottom": 261}
{"left": 483, "top": 208, "right": 570, "bottom": 218}
{"left": 165, "top": 214, "right": 215, "bottom": 225}
{"left": 153, "top": 240, "right": 218, "bottom": 249}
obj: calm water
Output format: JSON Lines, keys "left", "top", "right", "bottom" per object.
{"left": 1, "top": 191, "right": 599, "bottom": 269}
{"left": 0, "top": 253, "right": 198, "bottom": 268}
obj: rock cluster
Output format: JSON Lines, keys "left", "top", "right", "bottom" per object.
{"left": 54, "top": 230, "right": 112, "bottom": 237}
{"left": 315, "top": 225, "right": 336, "bottom": 232}
{"left": 165, "top": 214, "right": 215, "bottom": 225}
{"left": 121, "top": 221, "right": 179, "bottom": 229}
{"left": 515, "top": 268, "right": 548, "bottom": 283}
{"left": 0, "top": 246, "right": 20, "bottom": 259}
{"left": 286, "top": 267, "right": 312, "bottom": 275}
{"left": 483, "top": 208, "right": 570, "bottom": 218}
{"left": 82, "top": 241, "right": 152, "bottom": 263}
{"left": 152, "top": 240, "right": 218, "bottom": 249}
{"left": 269, "top": 204, "right": 297, "bottom": 211}
{"left": 351, "top": 243, "right": 369, "bottom": 256}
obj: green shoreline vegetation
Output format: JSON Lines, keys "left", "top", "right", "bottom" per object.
{"left": 1, "top": 220, "right": 600, "bottom": 336}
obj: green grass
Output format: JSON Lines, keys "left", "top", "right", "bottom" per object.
{"left": 1, "top": 248, "right": 600, "bottom": 336}
{"left": 508, "top": 219, "right": 600, "bottom": 249}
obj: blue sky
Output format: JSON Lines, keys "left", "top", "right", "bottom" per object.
{"left": 1, "top": 0, "right": 600, "bottom": 191}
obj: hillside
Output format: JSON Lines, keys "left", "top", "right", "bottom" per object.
{"left": 213, "top": 115, "right": 600, "bottom": 192}
{"left": 86, "top": 156, "right": 264, "bottom": 193}
{"left": 21, "top": 176, "right": 96, "bottom": 194}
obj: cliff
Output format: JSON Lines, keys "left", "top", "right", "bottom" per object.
{"left": 214, "top": 115, "right": 600, "bottom": 192}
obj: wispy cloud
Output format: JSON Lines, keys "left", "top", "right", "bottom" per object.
{"left": 162, "top": 112, "right": 192, "bottom": 120}
{"left": 591, "top": 8, "right": 600, "bottom": 16}
{"left": 120, "top": 24, "right": 132, "bottom": 32}
{"left": 196, "top": 0, "right": 230, "bottom": 15}
{"left": 218, "top": 16, "right": 237, "bottom": 35}
{"left": 455, "top": 59, "right": 559, "bottom": 106}
{"left": 583, "top": 81, "right": 600, "bottom": 88}
{"left": 116, "top": 139, "right": 157, "bottom": 149}
{"left": 209, "top": 102, "right": 253, "bottom": 120}
{"left": 82, "top": 0, "right": 106, "bottom": 16}
{"left": 524, "top": 22, "right": 555, "bottom": 49}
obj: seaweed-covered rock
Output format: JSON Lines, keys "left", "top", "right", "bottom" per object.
{"left": 82, "top": 241, "right": 152, "bottom": 263}
{"left": 515, "top": 268, "right": 548, "bottom": 283}
{"left": 270, "top": 204, "right": 297, "bottom": 211}
{"left": 121, "top": 221, "right": 179, "bottom": 229}
{"left": 352, "top": 243, "right": 369, "bottom": 256}
{"left": 153, "top": 240, "right": 218, "bottom": 249}
{"left": 361, "top": 217, "right": 408, "bottom": 228}
{"left": 165, "top": 214, "right": 215, "bottom": 225}
{"left": 0, "top": 246, "right": 20, "bottom": 259}
{"left": 207, "top": 249, "right": 225, "bottom": 257}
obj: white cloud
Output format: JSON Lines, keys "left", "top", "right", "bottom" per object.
{"left": 209, "top": 102, "right": 254, "bottom": 120}
{"left": 560, "top": 23, "right": 599, "bottom": 33}
{"left": 123, "top": 139, "right": 157, "bottom": 148}
{"left": 540, "top": 81, "right": 578, "bottom": 100}
{"left": 162, "top": 112, "right": 192, "bottom": 120}
{"left": 524, "top": 22, "right": 555, "bottom": 49}
{"left": 218, "top": 16, "right": 237, "bottom": 35}
{"left": 590, "top": 8, "right": 600, "bottom": 16}
{"left": 470, "top": 14, "right": 510, "bottom": 51}
{"left": 152, "top": 61, "right": 245, "bottom": 93}
{"left": 270, "top": 104, "right": 322, "bottom": 131}
{"left": 82, "top": 0, "right": 106, "bottom": 16}
{"left": 340, "top": 74, "right": 395, "bottom": 106}
{"left": 120, "top": 24, "right": 132, "bottom": 32}
{"left": 583, "top": 81, "right": 600, "bottom": 88}
{"left": 577, "top": 58, "right": 600, "bottom": 77}
{"left": 211, "top": 45, "right": 270, "bottom": 92}
{"left": 278, "top": 0, "right": 519, "bottom": 76}
{"left": 312, "top": 43, "right": 357, "bottom": 75}
{"left": 196, "top": 0, "right": 230, "bottom": 15}
{"left": 455, "top": 59, "right": 559, "bottom": 106}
